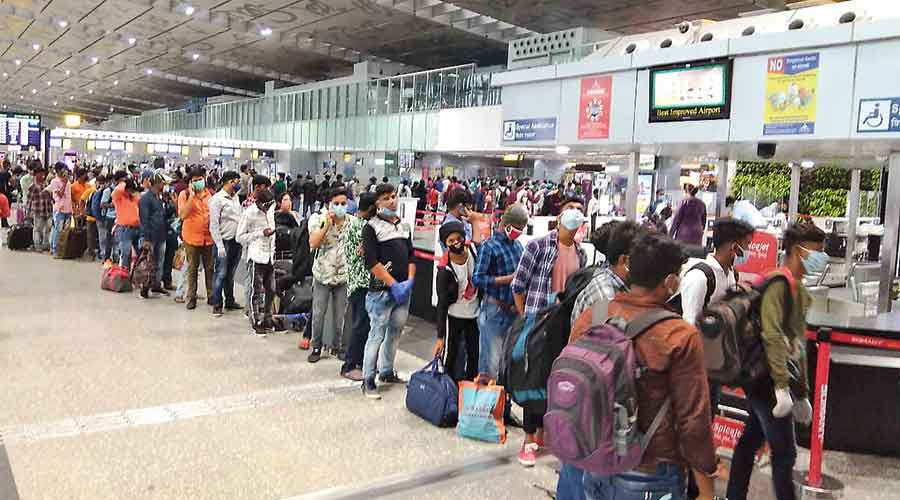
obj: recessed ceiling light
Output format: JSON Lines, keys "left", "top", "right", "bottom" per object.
{"left": 113, "top": 80, "right": 119, "bottom": 86}
{"left": 46, "top": 80, "right": 52, "bottom": 86}
{"left": 53, "top": 101, "right": 58, "bottom": 106}
{"left": 110, "top": 106, "right": 114, "bottom": 112}
{"left": 14, "top": 59, "right": 21, "bottom": 66}
{"left": 58, "top": 20, "right": 68, "bottom": 28}
{"left": 128, "top": 37, "right": 137, "bottom": 45}
{"left": 31, "top": 88, "right": 37, "bottom": 94}
{"left": 91, "top": 56, "right": 99, "bottom": 64}
{"left": 19, "top": 95, "right": 23, "bottom": 99}
{"left": 69, "top": 95, "right": 74, "bottom": 100}
{"left": 88, "top": 89, "right": 94, "bottom": 94}
{"left": 1, "top": 73, "right": 6, "bottom": 78}
{"left": 259, "top": 27, "right": 273, "bottom": 36}
{"left": 32, "top": 43, "right": 40, "bottom": 51}
{"left": 146, "top": 69, "right": 153, "bottom": 75}
{"left": 65, "top": 69, "right": 71, "bottom": 76}
{"left": 184, "top": 5, "right": 195, "bottom": 15}
{"left": 192, "top": 53, "right": 200, "bottom": 61}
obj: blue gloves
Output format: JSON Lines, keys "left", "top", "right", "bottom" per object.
{"left": 390, "top": 279, "right": 415, "bottom": 305}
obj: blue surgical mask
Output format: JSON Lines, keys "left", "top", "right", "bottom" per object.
{"left": 378, "top": 206, "right": 397, "bottom": 218}
{"left": 559, "top": 208, "right": 585, "bottom": 231}
{"left": 192, "top": 180, "right": 205, "bottom": 191}
{"left": 734, "top": 244, "right": 750, "bottom": 266}
{"left": 800, "top": 247, "right": 829, "bottom": 275}
{"left": 331, "top": 204, "right": 347, "bottom": 218}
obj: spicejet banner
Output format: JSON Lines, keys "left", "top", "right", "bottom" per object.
{"left": 736, "top": 231, "right": 779, "bottom": 275}
{"left": 578, "top": 75, "right": 612, "bottom": 139}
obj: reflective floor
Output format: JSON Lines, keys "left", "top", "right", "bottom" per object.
{"left": 1, "top": 244, "right": 897, "bottom": 500}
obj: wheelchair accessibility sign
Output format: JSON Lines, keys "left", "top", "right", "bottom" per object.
{"left": 857, "top": 98, "right": 900, "bottom": 133}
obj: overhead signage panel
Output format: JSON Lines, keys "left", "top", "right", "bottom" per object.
{"left": 857, "top": 98, "right": 900, "bottom": 133}
{"left": 763, "top": 52, "right": 819, "bottom": 135}
{"left": 0, "top": 112, "right": 41, "bottom": 149}
{"left": 578, "top": 75, "right": 612, "bottom": 139}
{"left": 502, "top": 117, "right": 557, "bottom": 142}
{"left": 649, "top": 60, "right": 732, "bottom": 122}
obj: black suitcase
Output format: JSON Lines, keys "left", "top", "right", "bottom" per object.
{"left": 58, "top": 226, "right": 87, "bottom": 259}
{"left": 6, "top": 224, "right": 33, "bottom": 250}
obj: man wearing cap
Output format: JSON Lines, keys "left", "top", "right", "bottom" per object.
{"left": 139, "top": 170, "right": 172, "bottom": 296}
{"left": 208, "top": 170, "right": 244, "bottom": 317}
{"left": 472, "top": 204, "right": 527, "bottom": 380}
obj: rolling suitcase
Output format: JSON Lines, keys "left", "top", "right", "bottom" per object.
{"left": 58, "top": 221, "right": 87, "bottom": 259}
{"left": 6, "top": 224, "right": 33, "bottom": 250}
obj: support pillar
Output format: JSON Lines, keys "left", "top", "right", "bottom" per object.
{"left": 716, "top": 157, "right": 733, "bottom": 217}
{"left": 878, "top": 154, "right": 900, "bottom": 312}
{"left": 789, "top": 162, "right": 801, "bottom": 223}
{"left": 846, "top": 169, "right": 861, "bottom": 267}
{"left": 624, "top": 152, "right": 640, "bottom": 222}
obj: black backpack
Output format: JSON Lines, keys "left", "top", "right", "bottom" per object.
{"left": 668, "top": 261, "right": 739, "bottom": 322}
{"left": 500, "top": 265, "right": 597, "bottom": 415}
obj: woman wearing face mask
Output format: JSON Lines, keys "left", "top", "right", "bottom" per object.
{"left": 306, "top": 188, "right": 354, "bottom": 363}
{"left": 727, "top": 222, "right": 826, "bottom": 500}
{"left": 433, "top": 221, "right": 481, "bottom": 382}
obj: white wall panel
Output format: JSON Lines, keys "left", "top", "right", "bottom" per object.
{"left": 501, "top": 80, "right": 561, "bottom": 146}
{"left": 851, "top": 39, "right": 900, "bottom": 140}
{"left": 557, "top": 70, "right": 637, "bottom": 146}
{"left": 435, "top": 106, "right": 502, "bottom": 152}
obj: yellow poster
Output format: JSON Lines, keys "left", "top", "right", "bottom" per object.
{"left": 763, "top": 52, "right": 819, "bottom": 135}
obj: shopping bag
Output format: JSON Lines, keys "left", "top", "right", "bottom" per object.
{"left": 172, "top": 244, "right": 186, "bottom": 271}
{"left": 406, "top": 357, "right": 458, "bottom": 427}
{"left": 457, "top": 375, "right": 506, "bottom": 443}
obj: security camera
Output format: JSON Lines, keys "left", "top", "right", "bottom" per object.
{"left": 757, "top": 143, "right": 776, "bottom": 159}
{"left": 678, "top": 21, "right": 692, "bottom": 34}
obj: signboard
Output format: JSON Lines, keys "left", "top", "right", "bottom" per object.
{"left": 735, "top": 231, "right": 779, "bottom": 276}
{"left": 502, "top": 117, "right": 557, "bottom": 142}
{"left": 578, "top": 75, "right": 612, "bottom": 139}
{"left": 857, "top": 98, "right": 900, "bottom": 133}
{"left": 0, "top": 113, "right": 41, "bottom": 148}
{"left": 763, "top": 52, "right": 819, "bottom": 135}
{"left": 649, "top": 61, "right": 732, "bottom": 122}
{"left": 712, "top": 415, "right": 745, "bottom": 451}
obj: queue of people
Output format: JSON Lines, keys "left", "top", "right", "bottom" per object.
{"left": 5, "top": 158, "right": 830, "bottom": 500}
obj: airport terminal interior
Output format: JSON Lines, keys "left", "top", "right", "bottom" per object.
{"left": 2, "top": 0, "right": 900, "bottom": 499}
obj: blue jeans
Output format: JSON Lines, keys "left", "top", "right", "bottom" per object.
{"left": 212, "top": 239, "right": 242, "bottom": 307}
{"left": 97, "top": 219, "right": 113, "bottom": 260}
{"left": 50, "top": 212, "right": 71, "bottom": 255}
{"left": 116, "top": 226, "right": 140, "bottom": 270}
{"left": 362, "top": 290, "right": 409, "bottom": 381}
{"left": 557, "top": 463, "right": 586, "bottom": 500}
{"left": 476, "top": 300, "right": 516, "bottom": 379}
{"left": 584, "top": 463, "right": 686, "bottom": 500}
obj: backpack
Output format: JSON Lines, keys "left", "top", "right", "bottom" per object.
{"left": 696, "top": 269, "right": 795, "bottom": 387}
{"left": 90, "top": 189, "right": 104, "bottom": 220}
{"left": 499, "top": 265, "right": 597, "bottom": 415}
{"left": 544, "top": 310, "right": 681, "bottom": 475}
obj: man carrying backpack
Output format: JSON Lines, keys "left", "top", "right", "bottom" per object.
{"left": 511, "top": 196, "right": 587, "bottom": 467}
{"left": 583, "top": 233, "right": 717, "bottom": 500}
{"left": 726, "top": 222, "right": 825, "bottom": 500}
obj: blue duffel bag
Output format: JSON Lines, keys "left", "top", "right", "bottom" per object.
{"left": 405, "top": 357, "right": 459, "bottom": 427}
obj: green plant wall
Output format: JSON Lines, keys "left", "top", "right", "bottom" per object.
{"left": 731, "top": 162, "right": 882, "bottom": 217}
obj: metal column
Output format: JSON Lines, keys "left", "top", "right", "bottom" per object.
{"left": 846, "top": 169, "right": 861, "bottom": 266}
{"left": 716, "top": 157, "right": 732, "bottom": 217}
{"left": 624, "top": 152, "right": 640, "bottom": 222}
{"left": 878, "top": 154, "right": 900, "bottom": 312}
{"left": 789, "top": 162, "right": 801, "bottom": 223}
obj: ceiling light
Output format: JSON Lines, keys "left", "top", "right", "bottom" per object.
{"left": 65, "top": 69, "right": 71, "bottom": 76}
{"left": 69, "top": 95, "right": 74, "bottom": 100}
{"left": 110, "top": 106, "right": 115, "bottom": 112}
{"left": 146, "top": 68, "right": 153, "bottom": 75}
{"left": 259, "top": 27, "right": 273, "bottom": 36}
{"left": 113, "top": 80, "right": 119, "bottom": 86}
{"left": 19, "top": 95, "right": 23, "bottom": 99}
{"left": 58, "top": 20, "right": 68, "bottom": 28}
{"left": 1, "top": 73, "right": 6, "bottom": 78}
{"left": 88, "top": 89, "right": 94, "bottom": 94}
{"left": 53, "top": 101, "right": 58, "bottom": 106}
{"left": 555, "top": 145, "right": 571, "bottom": 155}
{"left": 31, "top": 88, "right": 37, "bottom": 94}
{"left": 128, "top": 37, "right": 136, "bottom": 45}
{"left": 91, "top": 56, "right": 99, "bottom": 64}
{"left": 192, "top": 53, "right": 200, "bottom": 61}
{"left": 14, "top": 59, "right": 21, "bottom": 66}
{"left": 32, "top": 43, "right": 40, "bottom": 51}
{"left": 184, "top": 5, "right": 195, "bottom": 15}
{"left": 46, "top": 80, "right": 52, "bottom": 86}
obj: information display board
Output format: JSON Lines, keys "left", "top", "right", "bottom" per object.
{"left": 0, "top": 113, "right": 41, "bottom": 148}
{"left": 649, "top": 61, "right": 732, "bottom": 122}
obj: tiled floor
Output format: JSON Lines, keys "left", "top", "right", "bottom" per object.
{"left": 1, "top": 244, "right": 897, "bottom": 499}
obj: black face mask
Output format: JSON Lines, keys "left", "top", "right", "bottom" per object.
{"left": 448, "top": 243, "right": 465, "bottom": 255}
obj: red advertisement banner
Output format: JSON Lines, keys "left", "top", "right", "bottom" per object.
{"left": 736, "top": 231, "right": 779, "bottom": 275}
{"left": 578, "top": 75, "right": 612, "bottom": 139}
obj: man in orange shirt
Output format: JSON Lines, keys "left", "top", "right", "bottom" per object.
{"left": 112, "top": 177, "right": 141, "bottom": 270}
{"left": 178, "top": 167, "right": 214, "bottom": 310}
{"left": 70, "top": 168, "right": 89, "bottom": 216}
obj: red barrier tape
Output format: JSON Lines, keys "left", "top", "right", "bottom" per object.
{"left": 806, "top": 329, "right": 900, "bottom": 351}
{"left": 414, "top": 250, "right": 439, "bottom": 261}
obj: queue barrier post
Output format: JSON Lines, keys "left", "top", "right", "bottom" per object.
{"left": 793, "top": 327, "right": 844, "bottom": 499}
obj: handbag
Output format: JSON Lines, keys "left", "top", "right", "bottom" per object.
{"left": 101, "top": 265, "right": 133, "bottom": 293}
{"left": 172, "top": 244, "right": 186, "bottom": 271}
{"left": 406, "top": 357, "right": 459, "bottom": 427}
{"left": 457, "top": 375, "right": 507, "bottom": 444}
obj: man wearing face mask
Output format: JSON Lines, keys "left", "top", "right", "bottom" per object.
{"left": 727, "top": 222, "right": 826, "bottom": 500}
{"left": 360, "top": 183, "right": 415, "bottom": 400}
{"left": 178, "top": 167, "right": 215, "bottom": 311}
{"left": 236, "top": 188, "right": 278, "bottom": 337}
{"left": 441, "top": 189, "right": 473, "bottom": 244}
{"left": 307, "top": 188, "right": 354, "bottom": 363}
{"left": 511, "top": 196, "right": 588, "bottom": 467}
{"left": 208, "top": 171, "right": 244, "bottom": 317}
{"left": 472, "top": 204, "right": 527, "bottom": 379}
